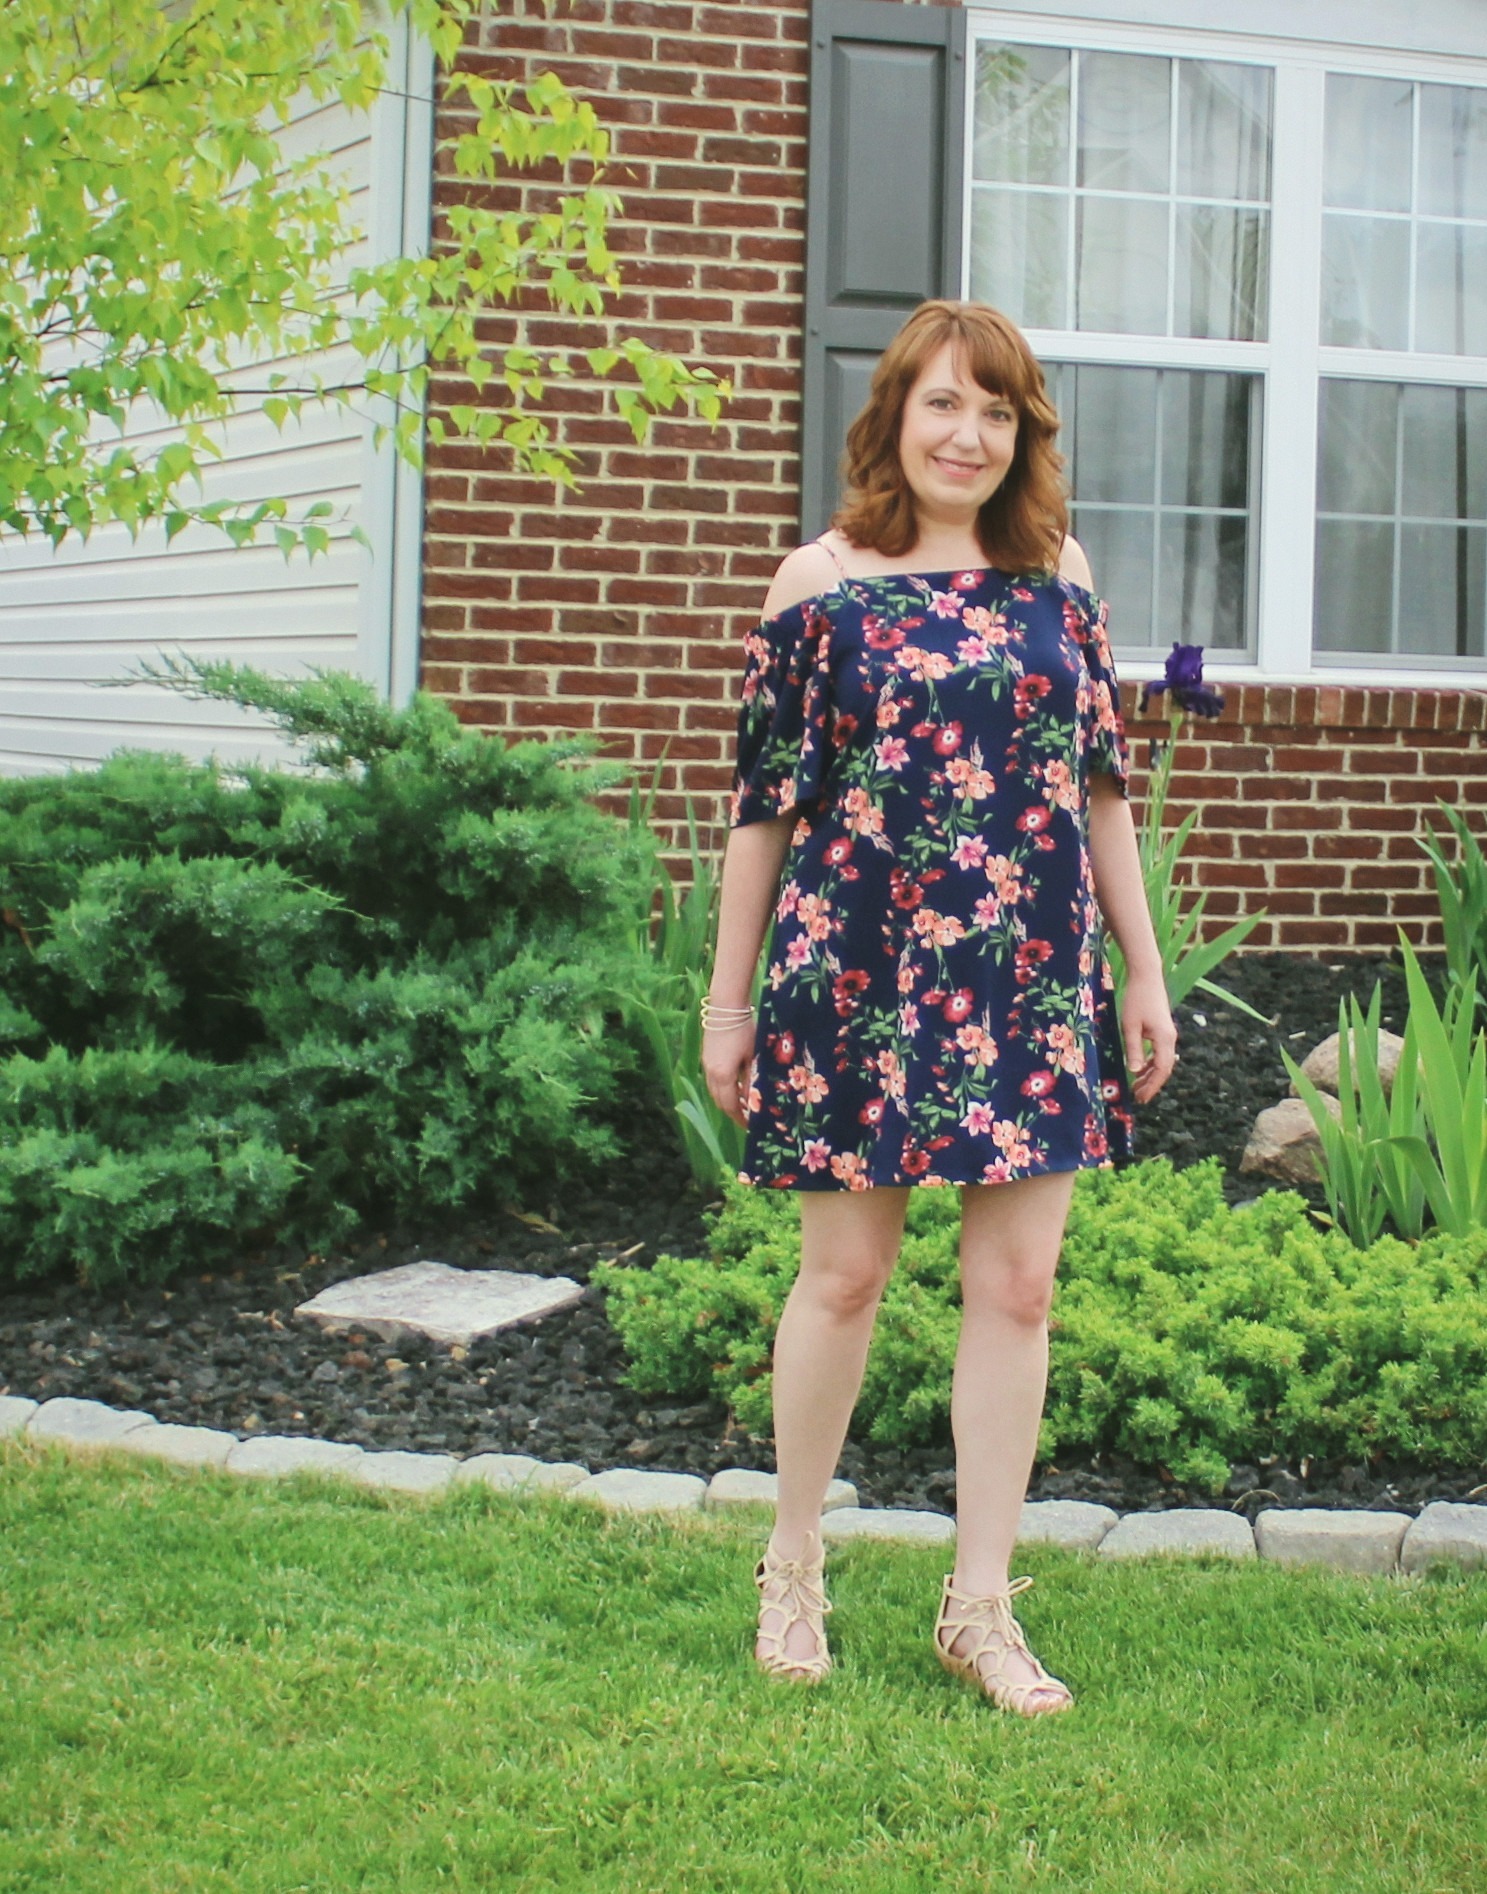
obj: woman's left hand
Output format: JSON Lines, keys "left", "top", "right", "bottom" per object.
{"left": 1120, "top": 967, "right": 1178, "bottom": 1105}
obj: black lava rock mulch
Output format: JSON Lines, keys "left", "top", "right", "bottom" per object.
{"left": 4, "top": 950, "right": 1482, "bottom": 1521}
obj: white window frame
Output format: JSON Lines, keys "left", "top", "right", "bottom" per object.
{"left": 962, "top": 3, "right": 1487, "bottom": 690}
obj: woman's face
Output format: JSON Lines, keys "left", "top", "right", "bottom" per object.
{"left": 896, "top": 339, "right": 1019, "bottom": 527}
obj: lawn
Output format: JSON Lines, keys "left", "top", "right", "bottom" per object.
{"left": 2, "top": 1438, "right": 1485, "bottom": 1893}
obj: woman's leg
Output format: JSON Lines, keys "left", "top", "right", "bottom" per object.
{"left": 938, "top": 1168, "right": 1078, "bottom": 1703}
{"left": 759, "top": 1187, "right": 910, "bottom": 1666}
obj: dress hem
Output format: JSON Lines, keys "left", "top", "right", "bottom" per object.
{"left": 735, "top": 1153, "right": 1126, "bottom": 1193}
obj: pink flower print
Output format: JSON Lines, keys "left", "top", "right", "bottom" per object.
{"left": 986, "top": 855, "right": 1023, "bottom": 905}
{"left": 952, "top": 835, "right": 988, "bottom": 871}
{"left": 1078, "top": 947, "right": 1094, "bottom": 977}
{"left": 991, "top": 1120, "right": 1033, "bottom": 1166}
{"left": 954, "top": 569, "right": 984, "bottom": 589}
{"left": 944, "top": 755, "right": 996, "bottom": 802}
{"left": 787, "top": 1061, "right": 830, "bottom": 1104}
{"left": 962, "top": 605, "right": 1010, "bottom": 644}
{"left": 896, "top": 645, "right": 954, "bottom": 681}
{"left": 957, "top": 1023, "right": 996, "bottom": 1066}
{"left": 955, "top": 634, "right": 991, "bottom": 664}
{"left": 973, "top": 893, "right": 1001, "bottom": 928}
{"left": 911, "top": 907, "right": 967, "bottom": 949}
{"left": 796, "top": 892, "right": 833, "bottom": 941}
{"left": 1042, "top": 758, "right": 1079, "bottom": 814}
{"left": 981, "top": 1158, "right": 1013, "bottom": 1183}
{"left": 842, "top": 786, "right": 885, "bottom": 838}
{"left": 802, "top": 1138, "right": 832, "bottom": 1173}
{"left": 830, "top": 1150, "right": 870, "bottom": 1188}
{"left": 962, "top": 1100, "right": 996, "bottom": 1136}
{"left": 875, "top": 735, "right": 910, "bottom": 772}
{"left": 776, "top": 879, "right": 801, "bottom": 919}
{"left": 1079, "top": 983, "right": 1096, "bottom": 1021}
{"left": 930, "top": 589, "right": 965, "bottom": 618}
{"left": 1046, "top": 1023, "right": 1086, "bottom": 1077}
{"left": 875, "top": 1048, "right": 907, "bottom": 1100}
{"left": 896, "top": 959, "right": 920, "bottom": 996}
{"left": 899, "top": 1001, "right": 919, "bottom": 1036}
{"left": 876, "top": 693, "right": 906, "bottom": 729}
{"left": 1063, "top": 599, "right": 1083, "bottom": 634}
{"left": 785, "top": 933, "right": 814, "bottom": 971}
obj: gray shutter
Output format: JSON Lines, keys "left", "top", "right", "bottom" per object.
{"left": 800, "top": 0, "right": 968, "bottom": 540}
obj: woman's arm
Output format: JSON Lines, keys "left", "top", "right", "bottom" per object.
{"left": 1087, "top": 771, "right": 1177, "bottom": 1104}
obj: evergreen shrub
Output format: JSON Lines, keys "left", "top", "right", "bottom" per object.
{"left": 0, "top": 660, "right": 661, "bottom": 1288}
{"left": 593, "top": 1157, "right": 1487, "bottom": 1493}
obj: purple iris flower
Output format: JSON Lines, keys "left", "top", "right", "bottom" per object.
{"left": 1137, "top": 642, "right": 1225, "bottom": 718}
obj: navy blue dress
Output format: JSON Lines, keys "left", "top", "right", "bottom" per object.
{"left": 727, "top": 565, "right": 1136, "bottom": 1190}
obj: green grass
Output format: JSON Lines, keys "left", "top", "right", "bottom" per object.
{"left": 2, "top": 1439, "right": 1486, "bottom": 1893}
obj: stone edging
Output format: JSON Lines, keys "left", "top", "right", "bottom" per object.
{"left": 5, "top": 1392, "right": 1486, "bottom": 1579}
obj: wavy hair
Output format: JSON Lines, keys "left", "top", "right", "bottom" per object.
{"left": 830, "top": 300, "right": 1067, "bottom": 572}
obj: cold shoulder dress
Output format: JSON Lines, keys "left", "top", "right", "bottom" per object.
{"left": 727, "top": 563, "right": 1137, "bottom": 1190}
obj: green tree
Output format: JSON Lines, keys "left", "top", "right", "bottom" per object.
{"left": 0, "top": 0, "right": 726, "bottom": 553}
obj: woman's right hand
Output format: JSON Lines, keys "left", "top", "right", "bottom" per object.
{"left": 702, "top": 1018, "right": 756, "bottom": 1128}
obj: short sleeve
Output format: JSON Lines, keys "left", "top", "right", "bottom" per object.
{"left": 728, "top": 602, "right": 835, "bottom": 828}
{"left": 1076, "top": 590, "right": 1131, "bottom": 797}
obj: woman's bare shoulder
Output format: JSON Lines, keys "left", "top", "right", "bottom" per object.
{"left": 760, "top": 538, "right": 845, "bottom": 620}
{"left": 1056, "top": 532, "right": 1094, "bottom": 591}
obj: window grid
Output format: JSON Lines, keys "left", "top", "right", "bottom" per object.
{"left": 965, "top": 11, "right": 1487, "bottom": 683}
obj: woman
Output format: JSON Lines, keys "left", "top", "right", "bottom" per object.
{"left": 703, "top": 299, "right": 1177, "bottom": 1716}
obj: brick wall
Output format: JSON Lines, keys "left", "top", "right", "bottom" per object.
{"left": 420, "top": 0, "right": 1486, "bottom": 954}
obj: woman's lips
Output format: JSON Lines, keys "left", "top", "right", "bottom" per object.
{"left": 933, "top": 456, "right": 983, "bottom": 477}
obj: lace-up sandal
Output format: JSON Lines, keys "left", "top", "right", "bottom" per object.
{"left": 933, "top": 1573, "right": 1073, "bottom": 1716}
{"left": 754, "top": 1529, "right": 834, "bottom": 1683}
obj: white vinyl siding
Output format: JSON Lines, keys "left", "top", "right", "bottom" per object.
{"left": 0, "top": 27, "right": 431, "bottom": 776}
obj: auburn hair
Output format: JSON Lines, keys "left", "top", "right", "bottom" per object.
{"left": 830, "top": 299, "right": 1068, "bottom": 572}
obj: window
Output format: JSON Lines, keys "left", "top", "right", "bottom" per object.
{"left": 964, "top": 11, "right": 1487, "bottom": 683}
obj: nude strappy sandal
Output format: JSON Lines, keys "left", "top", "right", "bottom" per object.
{"left": 754, "top": 1529, "right": 834, "bottom": 1683}
{"left": 933, "top": 1573, "right": 1073, "bottom": 1716}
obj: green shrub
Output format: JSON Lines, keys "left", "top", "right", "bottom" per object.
{"left": 593, "top": 1158, "right": 1487, "bottom": 1493}
{"left": 0, "top": 660, "right": 664, "bottom": 1288}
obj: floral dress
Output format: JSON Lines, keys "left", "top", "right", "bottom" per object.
{"left": 727, "top": 564, "right": 1136, "bottom": 1190}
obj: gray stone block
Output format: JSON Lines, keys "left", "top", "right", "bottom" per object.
{"left": 0, "top": 1396, "right": 39, "bottom": 1440}
{"left": 567, "top": 1467, "right": 708, "bottom": 1514}
{"left": 110, "top": 1423, "right": 238, "bottom": 1470}
{"left": 453, "top": 1453, "right": 590, "bottom": 1494}
{"left": 1254, "top": 1507, "right": 1410, "bottom": 1575}
{"left": 296, "top": 1261, "right": 584, "bottom": 1347}
{"left": 703, "top": 1467, "right": 858, "bottom": 1513}
{"left": 27, "top": 1397, "right": 160, "bottom": 1448}
{"left": 819, "top": 1506, "right": 956, "bottom": 1547}
{"left": 1017, "top": 1499, "right": 1120, "bottom": 1550}
{"left": 1099, "top": 1508, "right": 1256, "bottom": 1560}
{"left": 1401, "top": 1501, "right": 1487, "bottom": 1574}
{"left": 224, "top": 1435, "right": 367, "bottom": 1479}
{"left": 344, "top": 1450, "right": 459, "bottom": 1495}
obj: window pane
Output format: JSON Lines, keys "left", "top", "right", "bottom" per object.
{"left": 1076, "top": 194, "right": 1168, "bottom": 332}
{"left": 1400, "top": 523, "right": 1487, "bottom": 657}
{"left": 1401, "top": 384, "right": 1487, "bottom": 521}
{"left": 1321, "top": 214, "right": 1410, "bottom": 349}
{"left": 1415, "top": 222, "right": 1487, "bottom": 356}
{"left": 974, "top": 43, "right": 1070, "bottom": 187}
{"left": 1314, "top": 520, "right": 1394, "bottom": 653}
{"left": 1070, "top": 506, "right": 1154, "bottom": 634}
{"left": 1162, "top": 372, "right": 1253, "bottom": 511}
{"left": 1157, "top": 513, "right": 1248, "bottom": 651}
{"left": 1324, "top": 74, "right": 1412, "bottom": 212}
{"left": 1070, "top": 365, "right": 1158, "bottom": 503}
{"left": 1317, "top": 380, "right": 1397, "bottom": 517}
{"left": 968, "top": 189, "right": 1067, "bottom": 329}
{"left": 1077, "top": 51, "right": 1170, "bottom": 194}
{"left": 1419, "top": 83, "right": 1487, "bottom": 221}
{"left": 1178, "top": 59, "right": 1272, "bottom": 202}
{"left": 1173, "top": 205, "right": 1267, "bottom": 340}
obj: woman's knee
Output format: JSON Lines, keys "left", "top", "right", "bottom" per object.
{"left": 963, "top": 1256, "right": 1058, "bottom": 1327}
{"left": 797, "top": 1189, "right": 908, "bottom": 1317}
{"left": 798, "top": 1254, "right": 895, "bottom": 1319}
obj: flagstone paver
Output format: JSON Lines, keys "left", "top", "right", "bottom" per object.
{"left": 567, "top": 1467, "right": 709, "bottom": 1514}
{"left": 111, "top": 1423, "right": 238, "bottom": 1470}
{"left": 1254, "top": 1507, "right": 1411, "bottom": 1575}
{"left": 296, "top": 1261, "right": 584, "bottom": 1348}
{"left": 1098, "top": 1509, "right": 1256, "bottom": 1560}
{"left": 1017, "top": 1499, "right": 1121, "bottom": 1550}
{"left": 453, "top": 1452, "right": 590, "bottom": 1494}
{"left": 26, "top": 1396, "right": 161, "bottom": 1448}
{"left": 820, "top": 1506, "right": 956, "bottom": 1546}
{"left": 0, "top": 1395, "right": 38, "bottom": 1438}
{"left": 345, "top": 1450, "right": 460, "bottom": 1495}
{"left": 224, "top": 1435, "right": 367, "bottom": 1479}
{"left": 705, "top": 1468, "right": 858, "bottom": 1512}
{"left": 1400, "top": 1501, "right": 1487, "bottom": 1573}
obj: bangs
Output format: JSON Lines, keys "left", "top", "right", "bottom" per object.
{"left": 943, "top": 313, "right": 1045, "bottom": 410}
